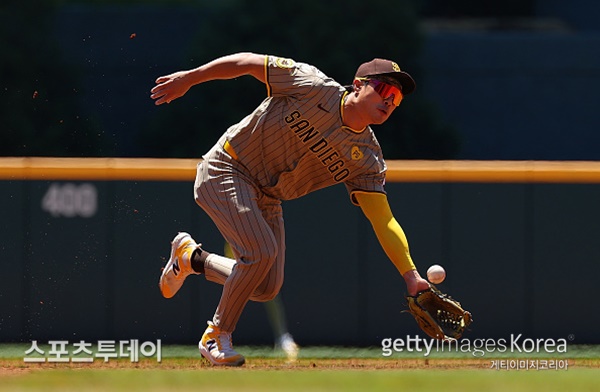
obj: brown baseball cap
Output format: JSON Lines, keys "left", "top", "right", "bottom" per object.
{"left": 355, "top": 58, "right": 416, "bottom": 95}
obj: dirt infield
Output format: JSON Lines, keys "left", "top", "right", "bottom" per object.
{"left": 2, "top": 343, "right": 599, "bottom": 375}
{"left": 1, "top": 357, "right": 598, "bottom": 373}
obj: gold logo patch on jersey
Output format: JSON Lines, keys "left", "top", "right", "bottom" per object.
{"left": 351, "top": 146, "right": 364, "bottom": 160}
{"left": 275, "top": 57, "right": 295, "bottom": 69}
{"left": 391, "top": 62, "right": 401, "bottom": 72}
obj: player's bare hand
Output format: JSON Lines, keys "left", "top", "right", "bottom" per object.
{"left": 403, "top": 270, "right": 431, "bottom": 297}
{"left": 150, "top": 71, "right": 192, "bottom": 105}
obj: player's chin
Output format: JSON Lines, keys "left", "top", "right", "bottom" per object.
{"left": 372, "top": 111, "right": 391, "bottom": 124}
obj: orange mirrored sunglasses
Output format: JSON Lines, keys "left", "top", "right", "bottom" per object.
{"left": 362, "top": 78, "right": 404, "bottom": 106}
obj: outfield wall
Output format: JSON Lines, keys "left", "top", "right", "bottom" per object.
{"left": 1, "top": 158, "right": 599, "bottom": 345}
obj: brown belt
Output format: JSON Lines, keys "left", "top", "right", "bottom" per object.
{"left": 223, "top": 140, "right": 238, "bottom": 160}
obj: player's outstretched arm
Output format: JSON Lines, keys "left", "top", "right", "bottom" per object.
{"left": 150, "top": 52, "right": 267, "bottom": 105}
{"left": 354, "top": 192, "right": 430, "bottom": 296}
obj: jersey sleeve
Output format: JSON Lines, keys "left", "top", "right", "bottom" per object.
{"left": 344, "top": 144, "right": 388, "bottom": 205}
{"left": 265, "top": 55, "right": 329, "bottom": 99}
{"left": 345, "top": 172, "right": 387, "bottom": 205}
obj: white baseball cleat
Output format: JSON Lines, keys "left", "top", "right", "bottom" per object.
{"left": 159, "top": 232, "right": 201, "bottom": 298}
{"left": 199, "top": 322, "right": 245, "bottom": 366}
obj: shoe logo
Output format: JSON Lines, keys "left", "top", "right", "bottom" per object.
{"left": 206, "top": 339, "right": 217, "bottom": 351}
{"left": 317, "top": 103, "right": 330, "bottom": 113}
{"left": 172, "top": 259, "right": 180, "bottom": 276}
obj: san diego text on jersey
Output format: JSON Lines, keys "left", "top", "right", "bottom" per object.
{"left": 284, "top": 110, "right": 350, "bottom": 182}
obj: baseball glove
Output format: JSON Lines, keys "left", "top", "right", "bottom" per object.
{"left": 405, "top": 285, "right": 472, "bottom": 340}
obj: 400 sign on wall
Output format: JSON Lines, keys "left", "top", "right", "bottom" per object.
{"left": 41, "top": 183, "right": 98, "bottom": 218}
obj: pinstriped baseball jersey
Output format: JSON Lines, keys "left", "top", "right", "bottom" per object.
{"left": 223, "top": 55, "right": 387, "bottom": 203}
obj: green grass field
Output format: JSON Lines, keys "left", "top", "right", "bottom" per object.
{"left": 1, "top": 344, "right": 599, "bottom": 391}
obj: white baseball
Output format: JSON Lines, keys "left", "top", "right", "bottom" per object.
{"left": 427, "top": 264, "right": 446, "bottom": 284}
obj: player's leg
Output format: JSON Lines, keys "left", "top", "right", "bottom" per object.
{"left": 252, "top": 195, "right": 297, "bottom": 360}
{"left": 218, "top": 191, "right": 294, "bottom": 359}
{"left": 196, "top": 176, "right": 284, "bottom": 327}
{"left": 214, "top": 241, "right": 284, "bottom": 302}
{"left": 193, "top": 148, "right": 284, "bottom": 365}
{"left": 193, "top": 201, "right": 285, "bottom": 302}
{"left": 196, "top": 186, "right": 278, "bottom": 366}
{"left": 216, "top": 246, "right": 298, "bottom": 361}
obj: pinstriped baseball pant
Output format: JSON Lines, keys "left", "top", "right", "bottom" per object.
{"left": 194, "top": 142, "right": 285, "bottom": 333}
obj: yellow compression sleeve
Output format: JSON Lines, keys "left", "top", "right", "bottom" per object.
{"left": 354, "top": 192, "right": 416, "bottom": 275}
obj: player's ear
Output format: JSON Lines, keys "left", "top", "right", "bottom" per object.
{"left": 353, "top": 78, "right": 364, "bottom": 92}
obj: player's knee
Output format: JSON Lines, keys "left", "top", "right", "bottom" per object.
{"left": 243, "top": 241, "right": 278, "bottom": 267}
{"left": 252, "top": 274, "right": 283, "bottom": 302}
{"left": 252, "top": 285, "right": 281, "bottom": 302}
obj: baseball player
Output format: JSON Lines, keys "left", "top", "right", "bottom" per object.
{"left": 151, "top": 53, "right": 431, "bottom": 366}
